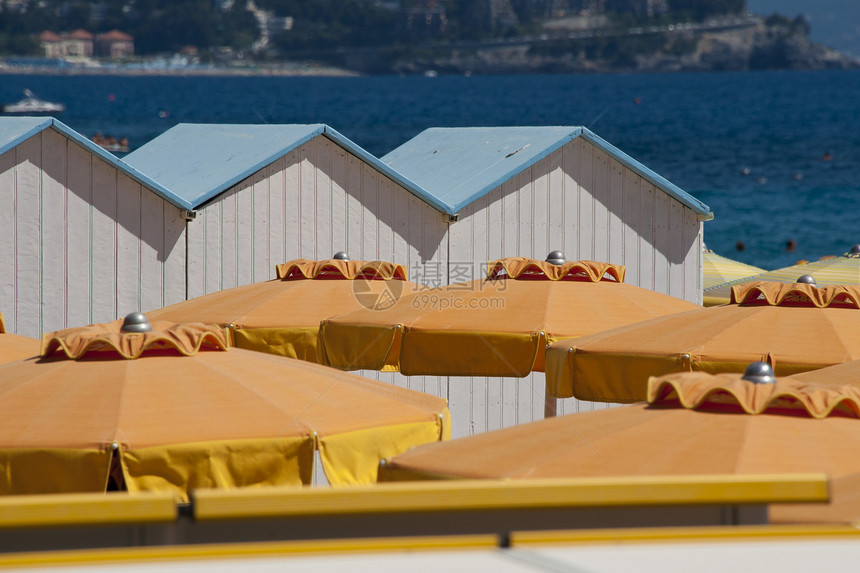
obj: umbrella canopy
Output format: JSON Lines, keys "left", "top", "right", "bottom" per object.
{"left": 704, "top": 244, "right": 860, "bottom": 306}
{"left": 0, "top": 313, "right": 39, "bottom": 364}
{"left": 0, "top": 314, "right": 449, "bottom": 499}
{"left": 545, "top": 281, "right": 860, "bottom": 403}
{"left": 702, "top": 248, "right": 765, "bottom": 291}
{"left": 777, "top": 358, "right": 860, "bottom": 524}
{"left": 147, "top": 256, "right": 413, "bottom": 364}
{"left": 320, "top": 256, "right": 699, "bottom": 377}
{"left": 379, "top": 366, "right": 860, "bottom": 524}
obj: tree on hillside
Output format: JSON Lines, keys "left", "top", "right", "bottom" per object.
{"left": 266, "top": 0, "right": 396, "bottom": 51}
{"left": 131, "top": 0, "right": 257, "bottom": 54}
{"left": 667, "top": 0, "right": 746, "bottom": 21}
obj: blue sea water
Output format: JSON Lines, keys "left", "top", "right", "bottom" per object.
{"left": 2, "top": 69, "right": 859, "bottom": 271}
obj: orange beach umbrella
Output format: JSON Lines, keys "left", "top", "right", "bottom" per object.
{"left": 321, "top": 255, "right": 699, "bottom": 377}
{"left": 774, "top": 359, "right": 860, "bottom": 523}
{"left": 0, "top": 314, "right": 449, "bottom": 499}
{"left": 379, "top": 365, "right": 860, "bottom": 525}
{"left": 545, "top": 281, "right": 860, "bottom": 403}
{"left": 147, "top": 255, "right": 414, "bottom": 364}
{"left": 0, "top": 313, "right": 39, "bottom": 364}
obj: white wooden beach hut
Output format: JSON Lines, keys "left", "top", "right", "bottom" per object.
{"left": 0, "top": 117, "right": 190, "bottom": 339}
{"left": 123, "top": 123, "right": 453, "bottom": 435}
{"left": 123, "top": 123, "right": 450, "bottom": 299}
{"left": 382, "top": 126, "right": 713, "bottom": 302}
{"left": 381, "top": 126, "right": 713, "bottom": 430}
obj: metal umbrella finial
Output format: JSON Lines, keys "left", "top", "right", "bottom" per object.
{"left": 741, "top": 361, "right": 776, "bottom": 385}
{"left": 795, "top": 275, "right": 817, "bottom": 286}
{"left": 333, "top": 251, "right": 350, "bottom": 261}
{"left": 120, "top": 312, "right": 152, "bottom": 333}
{"left": 545, "top": 250, "right": 566, "bottom": 266}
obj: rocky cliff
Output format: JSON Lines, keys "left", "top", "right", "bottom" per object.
{"left": 387, "top": 15, "right": 857, "bottom": 75}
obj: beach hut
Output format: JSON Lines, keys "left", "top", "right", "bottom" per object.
{"left": 122, "top": 123, "right": 455, "bottom": 428}
{"left": 123, "top": 124, "right": 450, "bottom": 300}
{"left": 382, "top": 126, "right": 712, "bottom": 302}
{"left": 0, "top": 117, "right": 190, "bottom": 339}
{"left": 381, "top": 126, "right": 712, "bottom": 429}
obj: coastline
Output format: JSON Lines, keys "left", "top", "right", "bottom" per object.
{"left": 0, "top": 60, "right": 362, "bottom": 77}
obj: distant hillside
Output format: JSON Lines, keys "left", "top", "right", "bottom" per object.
{"left": 382, "top": 14, "right": 857, "bottom": 74}
{"left": 747, "top": 0, "right": 860, "bottom": 58}
{"left": 0, "top": 0, "right": 854, "bottom": 74}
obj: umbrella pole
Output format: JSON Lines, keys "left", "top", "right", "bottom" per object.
{"left": 544, "top": 395, "right": 558, "bottom": 418}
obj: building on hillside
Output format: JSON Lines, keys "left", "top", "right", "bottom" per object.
{"left": 0, "top": 117, "right": 190, "bottom": 340}
{"left": 40, "top": 29, "right": 98, "bottom": 58}
{"left": 246, "top": 1, "right": 293, "bottom": 53}
{"left": 399, "top": 0, "right": 448, "bottom": 36}
{"left": 95, "top": 30, "right": 134, "bottom": 58}
{"left": 39, "top": 31, "right": 64, "bottom": 58}
{"left": 605, "top": 0, "right": 667, "bottom": 17}
{"left": 62, "top": 29, "right": 94, "bottom": 57}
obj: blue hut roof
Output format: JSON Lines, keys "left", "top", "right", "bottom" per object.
{"left": 0, "top": 117, "right": 192, "bottom": 210}
{"left": 382, "top": 126, "right": 712, "bottom": 220}
{"left": 123, "top": 123, "right": 444, "bottom": 213}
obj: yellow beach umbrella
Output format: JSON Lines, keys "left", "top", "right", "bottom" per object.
{"left": 702, "top": 248, "right": 765, "bottom": 290}
{"left": 0, "top": 313, "right": 39, "bottom": 364}
{"left": 545, "top": 281, "right": 860, "bottom": 403}
{"left": 320, "top": 255, "right": 698, "bottom": 377}
{"left": 0, "top": 314, "right": 449, "bottom": 499}
{"left": 380, "top": 365, "right": 860, "bottom": 525}
{"left": 704, "top": 244, "right": 860, "bottom": 306}
{"left": 147, "top": 255, "right": 414, "bottom": 364}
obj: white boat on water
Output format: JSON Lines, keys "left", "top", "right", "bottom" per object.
{"left": 1, "top": 89, "right": 65, "bottom": 114}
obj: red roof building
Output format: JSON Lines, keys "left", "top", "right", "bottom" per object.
{"left": 63, "top": 29, "right": 94, "bottom": 57}
{"left": 39, "top": 31, "right": 64, "bottom": 58}
{"left": 96, "top": 30, "right": 134, "bottom": 59}
{"left": 39, "top": 29, "right": 134, "bottom": 59}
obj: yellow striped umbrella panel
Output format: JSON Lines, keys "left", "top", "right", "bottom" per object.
{"left": 704, "top": 245, "right": 860, "bottom": 306}
{"left": 702, "top": 249, "right": 765, "bottom": 290}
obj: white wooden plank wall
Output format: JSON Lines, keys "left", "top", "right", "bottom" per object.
{"left": 443, "top": 138, "right": 704, "bottom": 435}
{"left": 116, "top": 169, "right": 142, "bottom": 320}
{"left": 0, "top": 148, "right": 16, "bottom": 334}
{"left": 14, "top": 135, "right": 40, "bottom": 336}
{"left": 186, "top": 136, "right": 448, "bottom": 297}
{"left": 451, "top": 139, "right": 702, "bottom": 300}
{"left": 0, "top": 130, "right": 186, "bottom": 338}
{"left": 41, "top": 132, "right": 66, "bottom": 337}
{"left": 65, "top": 140, "right": 93, "bottom": 330}
{"left": 182, "top": 135, "right": 453, "bottom": 418}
